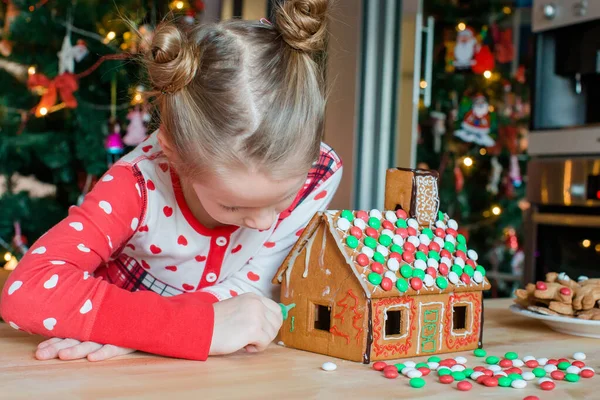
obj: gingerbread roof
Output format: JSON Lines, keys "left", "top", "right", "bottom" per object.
{"left": 274, "top": 209, "right": 491, "bottom": 298}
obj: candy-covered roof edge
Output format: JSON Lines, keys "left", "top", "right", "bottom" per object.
{"left": 273, "top": 211, "right": 491, "bottom": 298}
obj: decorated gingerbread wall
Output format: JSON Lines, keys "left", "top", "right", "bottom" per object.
{"left": 273, "top": 168, "right": 490, "bottom": 363}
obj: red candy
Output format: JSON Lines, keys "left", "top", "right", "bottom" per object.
{"left": 418, "top": 244, "right": 429, "bottom": 253}
{"left": 540, "top": 380, "right": 555, "bottom": 391}
{"left": 455, "top": 250, "right": 467, "bottom": 260}
{"left": 506, "top": 367, "right": 522, "bottom": 374}
{"left": 402, "top": 252, "right": 415, "bottom": 263}
{"left": 403, "top": 242, "right": 416, "bottom": 253}
{"left": 524, "top": 397, "right": 540, "bottom": 400}
{"left": 396, "top": 209, "right": 407, "bottom": 219}
{"left": 499, "top": 359, "right": 513, "bottom": 368}
{"left": 581, "top": 369, "right": 595, "bottom": 378}
{"left": 383, "top": 365, "right": 397, "bottom": 373}
{"left": 482, "top": 369, "right": 494, "bottom": 377}
{"left": 476, "top": 376, "right": 488, "bottom": 384}
{"left": 429, "top": 242, "right": 441, "bottom": 252}
{"left": 381, "top": 277, "right": 393, "bottom": 291}
{"left": 365, "top": 227, "right": 378, "bottom": 238}
{"left": 558, "top": 358, "right": 569, "bottom": 363}
{"left": 440, "top": 249, "right": 451, "bottom": 259}
{"left": 536, "top": 281, "right": 547, "bottom": 290}
{"left": 473, "top": 366, "right": 485, "bottom": 372}
{"left": 446, "top": 228, "right": 458, "bottom": 237}
{"left": 442, "top": 358, "right": 457, "bottom": 367}
{"left": 371, "top": 262, "right": 384, "bottom": 274}
{"left": 356, "top": 254, "right": 369, "bottom": 267}
{"left": 460, "top": 273, "right": 470, "bottom": 284}
{"left": 382, "top": 220, "right": 394, "bottom": 230}
{"left": 550, "top": 371, "right": 565, "bottom": 380}
{"left": 435, "top": 228, "right": 445, "bottom": 238}
{"left": 572, "top": 361, "right": 585, "bottom": 368}
{"left": 426, "top": 267, "right": 437, "bottom": 278}
{"left": 439, "top": 375, "right": 454, "bottom": 384}
{"left": 373, "top": 361, "right": 387, "bottom": 371}
{"left": 350, "top": 227, "right": 363, "bottom": 238}
{"left": 560, "top": 287, "right": 571, "bottom": 295}
{"left": 410, "top": 277, "right": 423, "bottom": 290}
{"left": 384, "top": 368, "right": 399, "bottom": 379}
{"left": 356, "top": 211, "right": 369, "bottom": 222}
{"left": 439, "top": 263, "right": 449, "bottom": 276}
{"left": 466, "top": 259, "right": 476, "bottom": 268}
{"left": 525, "top": 360, "right": 539, "bottom": 368}
{"left": 389, "top": 252, "right": 402, "bottom": 261}
{"left": 407, "top": 227, "right": 417, "bottom": 237}
{"left": 483, "top": 377, "right": 498, "bottom": 387}
{"left": 396, "top": 228, "right": 409, "bottom": 238}
{"left": 457, "top": 381, "right": 472, "bottom": 391}
{"left": 417, "top": 367, "right": 431, "bottom": 376}
{"left": 547, "top": 359, "right": 558, "bottom": 365}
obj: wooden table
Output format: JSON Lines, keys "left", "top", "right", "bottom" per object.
{"left": 0, "top": 298, "right": 598, "bottom": 399}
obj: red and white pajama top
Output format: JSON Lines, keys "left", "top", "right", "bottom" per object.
{"left": 0, "top": 131, "right": 343, "bottom": 361}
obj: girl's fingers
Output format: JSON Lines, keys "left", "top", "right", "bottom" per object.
{"left": 35, "top": 338, "right": 81, "bottom": 360}
{"left": 87, "top": 345, "right": 135, "bottom": 362}
{"left": 58, "top": 341, "right": 103, "bottom": 361}
{"left": 37, "top": 337, "right": 64, "bottom": 349}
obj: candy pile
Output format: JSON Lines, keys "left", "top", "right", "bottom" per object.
{"left": 334, "top": 209, "right": 489, "bottom": 293}
{"left": 371, "top": 350, "right": 595, "bottom": 393}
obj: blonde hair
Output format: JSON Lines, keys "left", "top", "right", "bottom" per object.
{"left": 143, "top": 0, "right": 330, "bottom": 180}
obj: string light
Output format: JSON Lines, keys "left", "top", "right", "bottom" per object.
{"left": 419, "top": 80, "right": 428, "bottom": 89}
{"left": 492, "top": 205, "right": 502, "bottom": 216}
{"left": 457, "top": 22, "right": 466, "bottom": 31}
{"left": 39, "top": 107, "right": 48, "bottom": 116}
{"left": 503, "top": 6, "right": 512, "bottom": 15}
{"left": 595, "top": 244, "right": 600, "bottom": 253}
{"left": 479, "top": 148, "right": 487, "bottom": 156}
{"left": 175, "top": 1, "right": 185, "bottom": 9}
{"left": 106, "top": 31, "right": 116, "bottom": 41}
{"left": 582, "top": 239, "right": 591, "bottom": 248}
{"left": 28, "top": 66, "right": 36, "bottom": 75}
{"left": 3, "top": 253, "right": 12, "bottom": 262}
{"left": 463, "top": 157, "right": 473, "bottom": 167}
{"left": 483, "top": 70, "right": 492, "bottom": 79}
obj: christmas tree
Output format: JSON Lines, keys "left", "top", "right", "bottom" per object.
{"left": 418, "top": 1, "right": 532, "bottom": 297}
{"left": 0, "top": 0, "right": 204, "bottom": 265}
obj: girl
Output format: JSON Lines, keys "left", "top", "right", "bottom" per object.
{"left": 0, "top": 0, "right": 342, "bottom": 362}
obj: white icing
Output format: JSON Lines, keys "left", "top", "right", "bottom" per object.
{"left": 392, "top": 235, "right": 405, "bottom": 246}
{"left": 448, "top": 272, "right": 460, "bottom": 284}
{"left": 423, "top": 275, "right": 434, "bottom": 287}
{"left": 387, "top": 258, "right": 400, "bottom": 272}
{"left": 434, "top": 237, "right": 445, "bottom": 247}
{"left": 435, "top": 220, "right": 447, "bottom": 229}
{"left": 381, "top": 229, "right": 394, "bottom": 238}
{"left": 419, "top": 234, "right": 431, "bottom": 246}
{"left": 578, "top": 275, "right": 589, "bottom": 282}
{"left": 414, "top": 260, "right": 427, "bottom": 270}
{"left": 302, "top": 231, "right": 317, "bottom": 278}
{"left": 427, "top": 259, "right": 439, "bottom": 269}
{"left": 361, "top": 247, "right": 374, "bottom": 258}
{"left": 414, "top": 175, "right": 440, "bottom": 227}
{"left": 384, "top": 271, "right": 397, "bottom": 282}
{"left": 447, "top": 219, "right": 458, "bottom": 230}
{"left": 325, "top": 269, "right": 331, "bottom": 275}
{"left": 377, "top": 245, "right": 389, "bottom": 257}
{"left": 454, "top": 257, "right": 465, "bottom": 267}
{"left": 467, "top": 249, "right": 478, "bottom": 261}
{"left": 354, "top": 218, "right": 366, "bottom": 230}
{"left": 573, "top": 352, "right": 586, "bottom": 361}
{"left": 337, "top": 218, "right": 351, "bottom": 231}
{"left": 322, "top": 286, "right": 330, "bottom": 296}
{"left": 408, "top": 236, "right": 420, "bottom": 247}
{"left": 558, "top": 272, "right": 570, "bottom": 281}
{"left": 385, "top": 210, "right": 398, "bottom": 223}
{"left": 319, "top": 228, "right": 327, "bottom": 267}
{"left": 473, "top": 271, "right": 484, "bottom": 283}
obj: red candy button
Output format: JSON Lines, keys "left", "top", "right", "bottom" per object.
{"left": 440, "top": 249, "right": 451, "bottom": 259}
{"left": 350, "top": 227, "right": 363, "bottom": 238}
{"left": 389, "top": 252, "right": 402, "bottom": 261}
{"left": 558, "top": 358, "right": 569, "bottom": 363}
{"left": 373, "top": 361, "right": 387, "bottom": 371}
{"left": 581, "top": 369, "right": 595, "bottom": 378}
{"left": 429, "top": 242, "right": 441, "bottom": 252}
{"left": 473, "top": 366, "right": 485, "bottom": 372}
{"left": 540, "top": 381, "right": 555, "bottom": 391}
{"left": 483, "top": 377, "right": 498, "bottom": 387}
{"left": 356, "top": 254, "right": 369, "bottom": 267}
{"left": 356, "top": 211, "right": 369, "bottom": 222}
{"left": 417, "top": 367, "right": 430, "bottom": 376}
{"left": 572, "top": 361, "right": 585, "bottom": 368}
{"left": 499, "top": 359, "right": 512, "bottom": 368}
{"left": 396, "top": 209, "right": 407, "bottom": 219}
{"left": 426, "top": 267, "right": 437, "bottom": 278}
{"left": 442, "top": 358, "right": 457, "bottom": 367}
{"left": 466, "top": 259, "right": 476, "bottom": 268}
{"left": 536, "top": 281, "right": 547, "bottom": 290}
{"left": 506, "top": 367, "right": 522, "bottom": 374}
{"left": 457, "top": 381, "right": 472, "bottom": 391}
{"left": 560, "top": 287, "right": 571, "bottom": 296}
{"left": 371, "top": 262, "right": 384, "bottom": 274}
{"left": 418, "top": 244, "right": 429, "bottom": 253}
{"left": 384, "top": 369, "right": 399, "bottom": 379}
{"left": 455, "top": 250, "right": 467, "bottom": 260}
{"left": 550, "top": 371, "right": 565, "bottom": 380}
{"left": 482, "top": 369, "right": 494, "bottom": 377}
{"left": 365, "top": 227, "right": 378, "bottom": 238}
{"left": 548, "top": 359, "right": 558, "bottom": 365}
{"left": 439, "top": 375, "right": 454, "bottom": 384}
{"left": 525, "top": 360, "right": 539, "bottom": 368}
{"left": 439, "top": 263, "right": 449, "bottom": 276}
{"left": 396, "top": 228, "right": 409, "bottom": 238}
{"left": 410, "top": 277, "right": 423, "bottom": 290}
{"left": 383, "top": 365, "right": 397, "bottom": 373}
{"left": 402, "top": 252, "right": 415, "bottom": 263}
{"left": 435, "top": 228, "right": 445, "bottom": 238}
{"left": 381, "top": 277, "right": 393, "bottom": 291}
{"left": 446, "top": 228, "right": 458, "bottom": 237}
{"left": 476, "top": 376, "right": 488, "bottom": 384}
{"left": 524, "top": 397, "right": 540, "bottom": 400}
{"left": 407, "top": 227, "right": 417, "bottom": 237}
{"left": 403, "top": 242, "right": 416, "bottom": 253}
{"left": 382, "top": 220, "right": 394, "bottom": 230}
{"left": 460, "top": 273, "right": 470, "bottom": 284}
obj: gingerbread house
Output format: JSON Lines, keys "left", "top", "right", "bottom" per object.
{"left": 272, "top": 168, "right": 491, "bottom": 363}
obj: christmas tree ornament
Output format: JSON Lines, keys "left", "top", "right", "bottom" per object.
{"left": 487, "top": 156, "right": 502, "bottom": 195}
{"left": 453, "top": 27, "right": 478, "bottom": 69}
{"left": 454, "top": 94, "right": 496, "bottom": 146}
{"left": 454, "top": 165, "right": 464, "bottom": 192}
{"left": 28, "top": 72, "right": 79, "bottom": 117}
{"left": 472, "top": 44, "right": 495, "bottom": 74}
{"left": 58, "top": 22, "right": 88, "bottom": 74}
{"left": 0, "top": 0, "right": 18, "bottom": 57}
{"left": 509, "top": 155, "right": 522, "bottom": 187}
{"left": 430, "top": 111, "right": 446, "bottom": 153}
{"left": 106, "top": 120, "right": 125, "bottom": 167}
{"left": 494, "top": 26, "right": 514, "bottom": 64}
{"left": 123, "top": 106, "right": 148, "bottom": 146}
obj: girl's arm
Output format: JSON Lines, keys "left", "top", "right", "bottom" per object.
{"left": 0, "top": 165, "right": 216, "bottom": 360}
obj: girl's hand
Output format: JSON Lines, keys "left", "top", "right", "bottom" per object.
{"left": 36, "top": 338, "right": 135, "bottom": 361}
{"left": 210, "top": 293, "right": 283, "bottom": 355}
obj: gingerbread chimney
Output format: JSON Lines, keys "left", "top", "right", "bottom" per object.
{"left": 384, "top": 168, "right": 440, "bottom": 227}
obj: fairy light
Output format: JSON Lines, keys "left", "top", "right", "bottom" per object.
{"left": 479, "top": 148, "right": 487, "bottom": 156}
{"left": 106, "top": 31, "right": 116, "bottom": 41}
{"left": 28, "top": 66, "right": 36, "bottom": 75}
{"left": 419, "top": 80, "right": 428, "bottom": 89}
{"left": 582, "top": 239, "right": 591, "bottom": 248}
{"left": 595, "top": 244, "right": 600, "bottom": 253}
{"left": 503, "top": 6, "right": 512, "bottom": 15}
{"left": 463, "top": 157, "right": 473, "bottom": 167}
{"left": 39, "top": 107, "right": 48, "bottom": 116}
{"left": 175, "top": 1, "right": 185, "bottom": 9}
{"left": 492, "top": 205, "right": 502, "bottom": 216}
{"left": 3, "top": 253, "right": 11, "bottom": 262}
{"left": 457, "top": 22, "right": 466, "bottom": 31}
{"left": 483, "top": 70, "right": 492, "bottom": 79}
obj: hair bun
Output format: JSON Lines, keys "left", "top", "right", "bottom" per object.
{"left": 275, "top": 0, "right": 329, "bottom": 53}
{"left": 145, "top": 23, "right": 199, "bottom": 93}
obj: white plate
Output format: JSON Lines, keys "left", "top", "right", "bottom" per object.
{"left": 509, "top": 304, "right": 600, "bottom": 339}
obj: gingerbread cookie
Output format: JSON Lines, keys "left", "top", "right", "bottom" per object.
{"left": 548, "top": 301, "right": 574, "bottom": 316}
{"left": 557, "top": 272, "right": 580, "bottom": 290}
{"left": 527, "top": 305, "right": 560, "bottom": 316}
{"left": 576, "top": 308, "right": 600, "bottom": 321}
{"left": 573, "top": 285, "right": 600, "bottom": 311}
{"left": 580, "top": 278, "right": 600, "bottom": 287}
{"left": 514, "top": 283, "right": 537, "bottom": 307}
{"left": 533, "top": 282, "right": 573, "bottom": 304}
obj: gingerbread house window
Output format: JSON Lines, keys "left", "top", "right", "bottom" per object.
{"left": 385, "top": 309, "right": 407, "bottom": 338}
{"left": 453, "top": 305, "right": 468, "bottom": 331}
{"left": 314, "top": 304, "right": 331, "bottom": 331}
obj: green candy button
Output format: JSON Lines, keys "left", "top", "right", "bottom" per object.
{"left": 396, "top": 219, "right": 408, "bottom": 229}
{"left": 565, "top": 373, "right": 580, "bottom": 382}
{"left": 457, "top": 243, "right": 467, "bottom": 252}
{"left": 428, "top": 356, "right": 441, "bottom": 363}
{"left": 558, "top": 361, "right": 571, "bottom": 371}
{"left": 498, "top": 376, "right": 512, "bottom": 387}
{"left": 486, "top": 356, "right": 500, "bottom": 365}
{"left": 395, "top": 363, "right": 405, "bottom": 372}
{"left": 368, "top": 272, "right": 382, "bottom": 285}
{"left": 438, "top": 211, "right": 444, "bottom": 221}
{"left": 415, "top": 362, "right": 429, "bottom": 369}
{"left": 464, "top": 368, "right": 474, "bottom": 377}
{"left": 422, "top": 228, "right": 434, "bottom": 240}
{"left": 436, "top": 277, "right": 448, "bottom": 289}
{"left": 474, "top": 348, "right": 487, "bottom": 357}
{"left": 532, "top": 368, "right": 546, "bottom": 378}
{"left": 463, "top": 265, "right": 475, "bottom": 277}
{"left": 373, "top": 252, "right": 385, "bottom": 264}
{"left": 409, "top": 377, "right": 426, "bottom": 388}
{"left": 451, "top": 265, "right": 463, "bottom": 276}
{"left": 428, "top": 250, "right": 440, "bottom": 261}
{"left": 504, "top": 351, "right": 518, "bottom": 360}
{"left": 368, "top": 217, "right": 381, "bottom": 229}
{"left": 413, "top": 269, "right": 425, "bottom": 279}
{"left": 452, "top": 371, "right": 466, "bottom": 381}
{"left": 476, "top": 265, "right": 486, "bottom": 276}
{"left": 400, "top": 265, "right": 413, "bottom": 278}
{"left": 396, "top": 278, "right": 409, "bottom": 292}
{"left": 391, "top": 244, "right": 403, "bottom": 254}
{"left": 364, "top": 237, "right": 377, "bottom": 249}
{"left": 346, "top": 236, "right": 359, "bottom": 249}
{"left": 438, "top": 369, "right": 452, "bottom": 376}
{"left": 416, "top": 251, "right": 427, "bottom": 261}
{"left": 456, "top": 234, "right": 466, "bottom": 244}
{"left": 341, "top": 210, "right": 354, "bottom": 221}
{"left": 508, "top": 373, "right": 522, "bottom": 381}
{"left": 444, "top": 242, "right": 455, "bottom": 252}
{"left": 379, "top": 235, "right": 392, "bottom": 247}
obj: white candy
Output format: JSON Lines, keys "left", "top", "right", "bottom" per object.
{"left": 435, "top": 220, "right": 447, "bottom": 229}
{"left": 401, "top": 367, "right": 415, "bottom": 376}
{"left": 454, "top": 257, "right": 465, "bottom": 267}
{"left": 470, "top": 371, "right": 484, "bottom": 380}
{"left": 414, "top": 260, "right": 427, "bottom": 270}
{"left": 407, "top": 219, "right": 419, "bottom": 229}
{"left": 558, "top": 272, "right": 570, "bottom": 281}
{"left": 423, "top": 275, "right": 435, "bottom": 288}
{"left": 511, "top": 379, "right": 527, "bottom": 389}
{"left": 523, "top": 355, "right": 536, "bottom": 362}
{"left": 488, "top": 365, "right": 502, "bottom": 372}
{"left": 392, "top": 235, "right": 405, "bottom": 246}
{"left": 451, "top": 364, "right": 466, "bottom": 372}
{"left": 354, "top": 218, "right": 366, "bottom": 230}
{"left": 467, "top": 249, "right": 478, "bottom": 261}
{"left": 544, "top": 364, "right": 557, "bottom": 373}
{"left": 473, "top": 271, "right": 484, "bottom": 284}
{"left": 536, "top": 357, "right": 548, "bottom": 366}
{"left": 441, "top": 256, "right": 452, "bottom": 267}
{"left": 387, "top": 259, "right": 400, "bottom": 272}
{"left": 578, "top": 275, "right": 589, "bottom": 282}
{"left": 385, "top": 211, "right": 397, "bottom": 223}
{"left": 361, "top": 247, "right": 374, "bottom": 258}
{"left": 582, "top": 367, "right": 595, "bottom": 373}
{"left": 448, "top": 271, "right": 460, "bottom": 284}
{"left": 434, "top": 237, "right": 445, "bottom": 248}
{"left": 437, "top": 366, "right": 451, "bottom": 373}
{"left": 538, "top": 377, "right": 553, "bottom": 385}
{"left": 337, "top": 218, "right": 351, "bottom": 231}
{"left": 381, "top": 229, "right": 395, "bottom": 238}
{"left": 419, "top": 234, "right": 431, "bottom": 246}
{"left": 521, "top": 371, "right": 536, "bottom": 381}
{"left": 573, "top": 352, "right": 586, "bottom": 361}
{"left": 384, "top": 271, "right": 398, "bottom": 282}
{"left": 377, "top": 245, "right": 389, "bottom": 257}
{"left": 448, "top": 219, "right": 458, "bottom": 230}
{"left": 407, "top": 369, "right": 423, "bottom": 378}
{"left": 494, "top": 371, "right": 508, "bottom": 377}
{"left": 566, "top": 366, "right": 581, "bottom": 374}
{"left": 454, "top": 356, "right": 468, "bottom": 364}
{"left": 321, "top": 361, "right": 337, "bottom": 371}
{"left": 445, "top": 234, "right": 456, "bottom": 244}
{"left": 408, "top": 236, "right": 420, "bottom": 247}
{"left": 427, "top": 259, "right": 439, "bottom": 269}
{"left": 404, "top": 361, "right": 416, "bottom": 368}
{"left": 369, "top": 209, "right": 382, "bottom": 219}
{"left": 427, "top": 362, "right": 439, "bottom": 371}
{"left": 512, "top": 359, "right": 524, "bottom": 367}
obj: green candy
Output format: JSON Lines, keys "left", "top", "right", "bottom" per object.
{"left": 436, "top": 277, "right": 448, "bottom": 289}
{"left": 416, "top": 251, "right": 427, "bottom": 261}
{"left": 368, "top": 217, "right": 381, "bottom": 229}
{"left": 451, "top": 265, "right": 463, "bottom": 276}
{"left": 341, "top": 210, "right": 354, "bottom": 221}
{"left": 498, "top": 376, "right": 512, "bottom": 387}
{"left": 396, "top": 278, "right": 409, "bottom": 292}
{"left": 368, "top": 272, "right": 382, "bottom": 285}
{"left": 391, "top": 244, "right": 403, "bottom": 254}
{"left": 428, "top": 250, "right": 440, "bottom": 261}
{"left": 558, "top": 361, "right": 571, "bottom": 371}
{"left": 373, "top": 252, "right": 385, "bottom": 264}
{"left": 415, "top": 362, "right": 429, "bottom": 369}
{"left": 409, "top": 377, "right": 426, "bottom": 388}
{"left": 413, "top": 269, "right": 425, "bottom": 280}
{"left": 428, "top": 356, "right": 441, "bottom": 363}
{"left": 379, "top": 234, "right": 392, "bottom": 247}
{"left": 396, "top": 219, "right": 408, "bottom": 229}
{"left": 486, "top": 356, "right": 500, "bottom": 365}
{"left": 508, "top": 373, "right": 522, "bottom": 381}
{"left": 565, "top": 373, "right": 580, "bottom": 382}
{"left": 395, "top": 363, "right": 405, "bottom": 372}
{"left": 473, "top": 348, "right": 487, "bottom": 357}
{"left": 532, "top": 368, "right": 546, "bottom": 378}
{"left": 438, "top": 369, "right": 452, "bottom": 376}
{"left": 463, "top": 265, "right": 475, "bottom": 277}
{"left": 400, "top": 265, "right": 413, "bottom": 278}
{"left": 504, "top": 351, "right": 518, "bottom": 360}
{"left": 452, "top": 371, "right": 466, "bottom": 381}
{"left": 438, "top": 211, "right": 444, "bottom": 221}
{"left": 422, "top": 228, "right": 434, "bottom": 240}
{"left": 456, "top": 234, "right": 466, "bottom": 244}
{"left": 463, "top": 368, "right": 474, "bottom": 378}
{"left": 476, "top": 265, "right": 486, "bottom": 276}
{"left": 457, "top": 243, "right": 467, "bottom": 252}
{"left": 346, "top": 236, "right": 359, "bottom": 249}
{"left": 444, "top": 242, "right": 455, "bottom": 252}
{"left": 364, "top": 237, "right": 377, "bottom": 249}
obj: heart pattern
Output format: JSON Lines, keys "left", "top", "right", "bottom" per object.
{"left": 77, "top": 244, "right": 91, "bottom": 253}
{"left": 230, "top": 290, "right": 238, "bottom": 297}
{"left": 163, "top": 206, "right": 173, "bottom": 217}
{"left": 131, "top": 218, "right": 139, "bottom": 231}
{"left": 99, "top": 200, "right": 112, "bottom": 214}
{"left": 263, "top": 242, "right": 276, "bottom": 249}
{"left": 159, "top": 163, "right": 169, "bottom": 172}
{"left": 80, "top": 299, "right": 93, "bottom": 314}
{"left": 195, "top": 255, "right": 207, "bottom": 262}
{"left": 43, "top": 317, "right": 57, "bottom": 331}
{"left": 247, "top": 271, "right": 260, "bottom": 282}
{"left": 177, "top": 235, "right": 188, "bottom": 246}
{"left": 314, "top": 190, "right": 328, "bottom": 200}
{"left": 165, "top": 265, "right": 178, "bottom": 272}
{"left": 150, "top": 245, "right": 162, "bottom": 254}
{"left": 142, "top": 145, "right": 153, "bottom": 152}
{"left": 31, "top": 246, "right": 46, "bottom": 255}
{"left": 141, "top": 260, "right": 151, "bottom": 269}
{"left": 138, "top": 225, "right": 149, "bottom": 232}
{"left": 69, "top": 222, "right": 84, "bottom": 231}
{"left": 182, "top": 283, "right": 194, "bottom": 291}
{"left": 43, "top": 274, "right": 59, "bottom": 289}
{"left": 147, "top": 180, "right": 156, "bottom": 191}
{"left": 7, "top": 281, "right": 22, "bottom": 295}
{"left": 232, "top": 244, "right": 242, "bottom": 253}
{"left": 102, "top": 174, "right": 114, "bottom": 182}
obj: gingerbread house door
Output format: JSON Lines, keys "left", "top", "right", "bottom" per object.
{"left": 416, "top": 299, "right": 445, "bottom": 355}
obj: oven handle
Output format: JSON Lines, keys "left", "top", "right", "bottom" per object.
{"left": 533, "top": 212, "right": 600, "bottom": 227}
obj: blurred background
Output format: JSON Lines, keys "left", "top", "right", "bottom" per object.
{"left": 1, "top": 0, "right": 598, "bottom": 298}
